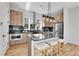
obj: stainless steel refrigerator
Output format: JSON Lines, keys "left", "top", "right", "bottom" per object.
{"left": 53, "top": 22, "right": 63, "bottom": 39}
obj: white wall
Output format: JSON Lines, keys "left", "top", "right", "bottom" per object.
{"left": 64, "top": 6, "right": 79, "bottom": 45}
{"left": 10, "top": 2, "right": 26, "bottom": 10}
{"left": 64, "top": 8, "right": 70, "bottom": 44}
{"left": 0, "top": 2, "right": 10, "bottom": 55}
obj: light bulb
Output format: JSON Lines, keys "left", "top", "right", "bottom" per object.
{"left": 50, "top": 19, "right": 53, "bottom": 22}
{"left": 26, "top": 2, "right": 32, "bottom": 10}
{"left": 53, "top": 20, "right": 55, "bottom": 22}
{"left": 47, "top": 18, "right": 49, "bottom": 21}
{"left": 43, "top": 17, "right": 45, "bottom": 20}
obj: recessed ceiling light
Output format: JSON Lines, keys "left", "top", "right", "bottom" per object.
{"left": 26, "top": 2, "right": 32, "bottom": 10}
{"left": 39, "top": 5, "right": 42, "bottom": 10}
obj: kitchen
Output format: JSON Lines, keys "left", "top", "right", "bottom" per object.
{"left": 0, "top": 2, "right": 79, "bottom": 56}
{"left": 8, "top": 2, "right": 64, "bottom": 56}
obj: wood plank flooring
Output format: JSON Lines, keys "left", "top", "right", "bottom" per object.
{"left": 5, "top": 43, "right": 79, "bottom": 56}
{"left": 5, "top": 43, "right": 28, "bottom": 56}
{"left": 61, "top": 43, "right": 79, "bottom": 56}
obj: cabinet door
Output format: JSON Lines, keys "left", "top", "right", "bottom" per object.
{"left": 10, "top": 10, "right": 16, "bottom": 25}
{"left": 43, "top": 19, "right": 54, "bottom": 27}
{"left": 22, "top": 33, "right": 28, "bottom": 43}
{"left": 54, "top": 13, "right": 63, "bottom": 23}
{"left": 17, "top": 11, "right": 23, "bottom": 26}
{"left": 10, "top": 10, "right": 23, "bottom": 26}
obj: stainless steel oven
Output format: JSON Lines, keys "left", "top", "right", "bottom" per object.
{"left": 9, "top": 34, "right": 22, "bottom": 41}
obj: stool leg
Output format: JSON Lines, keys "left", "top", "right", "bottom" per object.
{"left": 45, "top": 49, "right": 48, "bottom": 56}
{"left": 42, "top": 51, "right": 45, "bottom": 56}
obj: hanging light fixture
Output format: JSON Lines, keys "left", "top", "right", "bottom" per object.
{"left": 46, "top": 2, "right": 50, "bottom": 21}
{"left": 43, "top": 2, "right": 55, "bottom": 21}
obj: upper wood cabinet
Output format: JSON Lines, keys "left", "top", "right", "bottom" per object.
{"left": 10, "top": 10, "right": 23, "bottom": 26}
{"left": 43, "top": 18, "right": 54, "bottom": 27}
{"left": 54, "top": 13, "right": 63, "bottom": 23}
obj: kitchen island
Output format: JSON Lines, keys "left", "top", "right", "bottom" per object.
{"left": 27, "top": 33, "right": 64, "bottom": 56}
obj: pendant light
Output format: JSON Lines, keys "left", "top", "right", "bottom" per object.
{"left": 43, "top": 2, "right": 55, "bottom": 22}
{"left": 48, "top": 2, "right": 51, "bottom": 17}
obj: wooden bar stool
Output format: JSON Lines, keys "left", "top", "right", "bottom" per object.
{"left": 58, "top": 39, "right": 64, "bottom": 56}
{"left": 34, "top": 42, "right": 49, "bottom": 56}
{"left": 45, "top": 40, "right": 58, "bottom": 56}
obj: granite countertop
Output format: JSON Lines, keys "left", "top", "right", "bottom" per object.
{"left": 32, "top": 32, "right": 55, "bottom": 41}
{"left": 31, "top": 35, "right": 51, "bottom": 41}
{"left": 24, "top": 31, "right": 58, "bottom": 42}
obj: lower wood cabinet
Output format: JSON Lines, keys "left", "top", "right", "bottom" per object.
{"left": 10, "top": 33, "right": 28, "bottom": 45}
{"left": 22, "top": 33, "right": 28, "bottom": 43}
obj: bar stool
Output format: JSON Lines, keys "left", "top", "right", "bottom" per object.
{"left": 34, "top": 42, "right": 49, "bottom": 56}
{"left": 45, "top": 40, "right": 58, "bottom": 56}
{"left": 58, "top": 39, "right": 64, "bottom": 56}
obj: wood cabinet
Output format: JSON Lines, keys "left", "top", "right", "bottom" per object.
{"left": 10, "top": 10, "right": 23, "bottom": 26}
{"left": 22, "top": 33, "right": 28, "bottom": 43}
{"left": 54, "top": 13, "right": 63, "bottom": 23}
{"left": 10, "top": 33, "right": 28, "bottom": 45}
{"left": 43, "top": 18, "right": 54, "bottom": 27}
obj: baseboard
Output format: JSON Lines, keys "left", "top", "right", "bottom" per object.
{"left": 64, "top": 41, "right": 69, "bottom": 44}
{"left": 64, "top": 41, "right": 79, "bottom": 46}
{"left": 4, "top": 45, "right": 9, "bottom": 56}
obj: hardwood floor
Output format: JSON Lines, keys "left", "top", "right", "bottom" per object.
{"left": 5, "top": 43, "right": 79, "bottom": 56}
{"left": 60, "top": 43, "right": 79, "bottom": 56}
{"left": 5, "top": 43, "right": 28, "bottom": 56}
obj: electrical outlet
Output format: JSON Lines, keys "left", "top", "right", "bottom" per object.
{"left": 0, "top": 22, "right": 3, "bottom": 25}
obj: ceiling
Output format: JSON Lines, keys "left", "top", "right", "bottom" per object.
{"left": 10, "top": 2, "right": 79, "bottom": 15}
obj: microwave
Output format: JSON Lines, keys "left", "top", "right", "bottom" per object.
{"left": 9, "top": 25, "right": 24, "bottom": 34}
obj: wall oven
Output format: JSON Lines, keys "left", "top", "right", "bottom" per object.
{"left": 9, "top": 34, "right": 22, "bottom": 41}
{"left": 9, "top": 25, "right": 23, "bottom": 41}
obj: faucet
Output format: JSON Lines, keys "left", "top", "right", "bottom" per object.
{"left": 45, "top": 28, "right": 49, "bottom": 38}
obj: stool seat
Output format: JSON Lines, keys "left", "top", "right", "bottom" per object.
{"left": 34, "top": 42, "right": 49, "bottom": 56}
{"left": 45, "top": 40, "right": 58, "bottom": 46}
{"left": 58, "top": 39, "right": 64, "bottom": 42}
{"left": 45, "top": 40, "right": 58, "bottom": 56}
{"left": 34, "top": 42, "right": 49, "bottom": 51}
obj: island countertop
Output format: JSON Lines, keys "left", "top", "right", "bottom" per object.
{"left": 26, "top": 32, "right": 56, "bottom": 41}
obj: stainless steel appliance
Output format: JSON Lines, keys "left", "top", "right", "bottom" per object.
{"left": 9, "top": 34, "right": 22, "bottom": 41}
{"left": 9, "top": 25, "right": 23, "bottom": 42}
{"left": 53, "top": 22, "right": 63, "bottom": 39}
{"left": 9, "top": 25, "right": 24, "bottom": 34}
